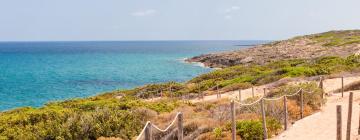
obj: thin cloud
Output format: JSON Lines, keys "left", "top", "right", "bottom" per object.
{"left": 224, "top": 15, "right": 233, "bottom": 20}
{"left": 224, "top": 6, "right": 240, "bottom": 13}
{"left": 131, "top": 9, "right": 157, "bottom": 17}
{"left": 223, "top": 6, "right": 240, "bottom": 20}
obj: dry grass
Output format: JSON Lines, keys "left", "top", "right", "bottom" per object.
{"left": 142, "top": 100, "right": 231, "bottom": 139}
{"left": 287, "top": 100, "right": 313, "bottom": 121}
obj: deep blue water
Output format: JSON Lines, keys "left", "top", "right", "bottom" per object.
{"left": 0, "top": 41, "right": 266, "bottom": 111}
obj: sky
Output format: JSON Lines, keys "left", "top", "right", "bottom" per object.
{"left": 0, "top": 0, "right": 360, "bottom": 41}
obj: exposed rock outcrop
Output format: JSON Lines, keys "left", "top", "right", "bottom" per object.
{"left": 187, "top": 30, "right": 360, "bottom": 68}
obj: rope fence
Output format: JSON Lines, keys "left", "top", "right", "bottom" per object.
{"left": 229, "top": 88, "right": 307, "bottom": 139}
{"left": 134, "top": 75, "right": 360, "bottom": 140}
{"left": 135, "top": 76, "right": 330, "bottom": 140}
{"left": 135, "top": 87, "right": 311, "bottom": 140}
{"left": 136, "top": 112, "right": 183, "bottom": 140}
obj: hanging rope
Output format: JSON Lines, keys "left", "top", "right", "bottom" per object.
{"left": 234, "top": 96, "right": 264, "bottom": 106}
{"left": 233, "top": 88, "right": 303, "bottom": 103}
{"left": 151, "top": 112, "right": 181, "bottom": 132}
{"left": 302, "top": 89, "right": 314, "bottom": 94}
{"left": 285, "top": 89, "right": 302, "bottom": 97}
{"left": 135, "top": 112, "right": 181, "bottom": 140}
{"left": 136, "top": 121, "right": 151, "bottom": 140}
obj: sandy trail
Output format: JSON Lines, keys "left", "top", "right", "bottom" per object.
{"left": 145, "top": 82, "right": 270, "bottom": 103}
{"left": 322, "top": 75, "right": 360, "bottom": 93}
{"left": 190, "top": 84, "right": 268, "bottom": 103}
{"left": 271, "top": 76, "right": 360, "bottom": 140}
{"left": 192, "top": 76, "right": 360, "bottom": 140}
{"left": 190, "top": 75, "right": 360, "bottom": 103}
{"left": 272, "top": 91, "right": 360, "bottom": 140}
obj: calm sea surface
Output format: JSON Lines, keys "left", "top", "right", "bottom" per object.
{"left": 0, "top": 41, "right": 266, "bottom": 110}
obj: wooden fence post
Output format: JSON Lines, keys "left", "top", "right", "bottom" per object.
{"left": 239, "top": 89, "right": 242, "bottom": 101}
{"left": 319, "top": 77, "right": 324, "bottom": 99}
{"left": 284, "top": 96, "right": 288, "bottom": 130}
{"left": 261, "top": 99, "right": 268, "bottom": 140}
{"left": 252, "top": 87, "right": 255, "bottom": 98}
{"left": 145, "top": 122, "right": 152, "bottom": 140}
{"left": 300, "top": 89, "right": 304, "bottom": 119}
{"left": 178, "top": 113, "right": 183, "bottom": 140}
{"left": 231, "top": 100, "right": 236, "bottom": 140}
{"left": 170, "top": 84, "right": 173, "bottom": 98}
{"left": 198, "top": 84, "right": 203, "bottom": 100}
{"left": 358, "top": 103, "right": 360, "bottom": 135}
{"left": 346, "top": 92, "right": 353, "bottom": 140}
{"left": 341, "top": 77, "right": 344, "bottom": 98}
{"left": 337, "top": 105, "right": 342, "bottom": 140}
{"left": 263, "top": 88, "right": 266, "bottom": 97}
{"left": 216, "top": 84, "right": 219, "bottom": 99}
{"left": 319, "top": 76, "right": 323, "bottom": 88}
{"left": 219, "top": 85, "right": 221, "bottom": 98}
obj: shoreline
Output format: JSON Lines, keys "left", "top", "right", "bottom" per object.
{"left": 179, "top": 57, "right": 222, "bottom": 70}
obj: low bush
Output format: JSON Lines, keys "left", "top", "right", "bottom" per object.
{"left": 213, "top": 127, "right": 223, "bottom": 139}
{"left": 266, "top": 118, "right": 282, "bottom": 137}
{"left": 233, "top": 118, "right": 281, "bottom": 140}
{"left": 235, "top": 119, "right": 263, "bottom": 140}
{"left": 221, "top": 82, "right": 252, "bottom": 93}
{"left": 0, "top": 95, "right": 181, "bottom": 140}
{"left": 268, "top": 82, "right": 325, "bottom": 110}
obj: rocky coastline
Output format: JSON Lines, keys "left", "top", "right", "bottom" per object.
{"left": 186, "top": 30, "right": 360, "bottom": 68}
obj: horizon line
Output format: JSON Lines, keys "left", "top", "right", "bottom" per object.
{"left": 0, "top": 39, "right": 272, "bottom": 43}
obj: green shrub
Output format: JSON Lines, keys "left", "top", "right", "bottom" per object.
{"left": 233, "top": 118, "right": 281, "bottom": 140}
{"left": 268, "top": 82, "right": 325, "bottom": 110}
{"left": 221, "top": 82, "right": 252, "bottom": 92}
{"left": 266, "top": 118, "right": 282, "bottom": 136}
{"left": 279, "top": 66, "right": 317, "bottom": 77}
{"left": 235, "top": 120, "right": 263, "bottom": 140}
{"left": 213, "top": 127, "right": 223, "bottom": 138}
{"left": 0, "top": 95, "right": 181, "bottom": 140}
{"left": 220, "top": 76, "right": 255, "bottom": 87}
{"left": 312, "top": 30, "right": 360, "bottom": 47}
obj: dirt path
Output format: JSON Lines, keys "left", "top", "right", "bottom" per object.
{"left": 144, "top": 75, "right": 360, "bottom": 104}
{"left": 190, "top": 84, "right": 268, "bottom": 103}
{"left": 322, "top": 75, "right": 360, "bottom": 93}
{"left": 271, "top": 76, "right": 360, "bottom": 140}
{"left": 190, "top": 75, "right": 360, "bottom": 103}
{"left": 272, "top": 91, "right": 360, "bottom": 140}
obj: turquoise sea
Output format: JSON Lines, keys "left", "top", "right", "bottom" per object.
{"left": 0, "top": 41, "right": 266, "bottom": 111}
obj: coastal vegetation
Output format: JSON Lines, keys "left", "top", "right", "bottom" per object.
{"left": 310, "top": 30, "right": 360, "bottom": 47}
{"left": 118, "top": 55, "right": 360, "bottom": 99}
{"left": 0, "top": 96, "right": 180, "bottom": 140}
{"left": 0, "top": 55, "right": 339, "bottom": 140}
{"left": 1, "top": 30, "right": 360, "bottom": 139}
